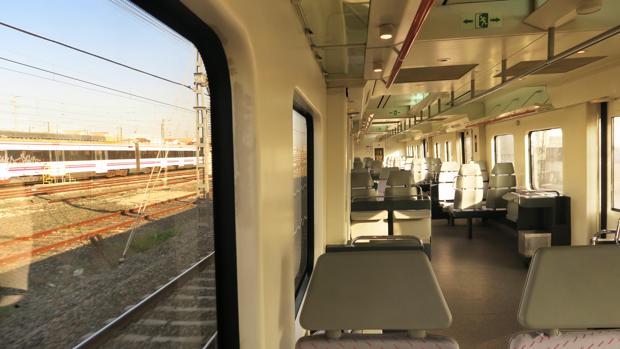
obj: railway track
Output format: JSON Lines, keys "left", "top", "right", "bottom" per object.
{"left": 0, "top": 194, "right": 197, "bottom": 271}
{"left": 77, "top": 253, "right": 217, "bottom": 349}
{"left": 0, "top": 169, "right": 198, "bottom": 200}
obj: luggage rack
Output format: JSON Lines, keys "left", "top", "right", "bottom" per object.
{"left": 592, "top": 219, "right": 620, "bottom": 245}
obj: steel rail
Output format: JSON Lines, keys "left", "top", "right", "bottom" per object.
{"left": 72, "top": 252, "right": 216, "bottom": 349}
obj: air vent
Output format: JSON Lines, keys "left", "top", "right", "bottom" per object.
{"left": 494, "top": 56, "right": 606, "bottom": 77}
{"left": 395, "top": 64, "right": 478, "bottom": 83}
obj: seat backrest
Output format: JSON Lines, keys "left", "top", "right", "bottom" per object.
{"left": 437, "top": 161, "right": 460, "bottom": 201}
{"left": 470, "top": 160, "right": 489, "bottom": 199}
{"left": 385, "top": 170, "right": 418, "bottom": 198}
{"left": 299, "top": 250, "right": 452, "bottom": 333}
{"left": 487, "top": 162, "right": 517, "bottom": 209}
{"left": 371, "top": 160, "right": 383, "bottom": 169}
{"left": 379, "top": 166, "right": 398, "bottom": 180}
{"left": 510, "top": 245, "right": 620, "bottom": 349}
{"left": 453, "top": 163, "right": 484, "bottom": 209}
{"left": 425, "top": 158, "right": 442, "bottom": 183}
{"left": 353, "top": 157, "right": 363, "bottom": 169}
{"left": 351, "top": 172, "right": 373, "bottom": 188}
{"left": 363, "top": 157, "right": 373, "bottom": 168}
{"left": 412, "top": 159, "right": 428, "bottom": 184}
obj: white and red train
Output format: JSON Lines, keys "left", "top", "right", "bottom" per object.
{"left": 0, "top": 141, "right": 197, "bottom": 183}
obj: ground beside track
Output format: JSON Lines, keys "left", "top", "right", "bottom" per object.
{"left": 0, "top": 207, "right": 214, "bottom": 349}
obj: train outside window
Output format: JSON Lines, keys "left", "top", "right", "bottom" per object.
{"left": 529, "top": 128, "right": 563, "bottom": 192}
{"left": 293, "top": 109, "right": 313, "bottom": 312}
{"left": 494, "top": 134, "right": 515, "bottom": 165}
{"left": 0, "top": 1, "right": 217, "bottom": 348}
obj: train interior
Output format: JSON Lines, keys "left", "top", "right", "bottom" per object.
{"left": 1, "top": 0, "right": 620, "bottom": 348}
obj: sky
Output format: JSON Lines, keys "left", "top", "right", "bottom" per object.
{"left": 0, "top": 0, "right": 203, "bottom": 142}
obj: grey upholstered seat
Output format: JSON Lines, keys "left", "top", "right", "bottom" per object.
{"left": 385, "top": 170, "right": 431, "bottom": 244}
{"left": 487, "top": 162, "right": 516, "bottom": 209}
{"left": 453, "top": 163, "right": 484, "bottom": 209}
{"left": 437, "top": 161, "right": 460, "bottom": 202}
{"left": 295, "top": 250, "right": 458, "bottom": 348}
{"left": 350, "top": 172, "right": 386, "bottom": 238}
{"left": 509, "top": 245, "right": 620, "bottom": 349}
{"left": 470, "top": 160, "right": 489, "bottom": 199}
{"left": 425, "top": 158, "right": 442, "bottom": 183}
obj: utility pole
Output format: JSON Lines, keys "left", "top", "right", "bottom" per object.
{"left": 193, "top": 51, "right": 212, "bottom": 231}
{"left": 47, "top": 121, "right": 51, "bottom": 133}
{"left": 161, "top": 119, "right": 165, "bottom": 144}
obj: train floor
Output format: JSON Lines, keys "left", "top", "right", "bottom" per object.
{"left": 431, "top": 218, "right": 528, "bottom": 349}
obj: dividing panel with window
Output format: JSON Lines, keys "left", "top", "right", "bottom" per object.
{"left": 494, "top": 134, "right": 515, "bottom": 165}
{"left": 529, "top": 128, "right": 563, "bottom": 192}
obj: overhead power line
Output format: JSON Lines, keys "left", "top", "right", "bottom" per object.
{"left": 0, "top": 21, "right": 192, "bottom": 90}
{"left": 0, "top": 56, "right": 193, "bottom": 112}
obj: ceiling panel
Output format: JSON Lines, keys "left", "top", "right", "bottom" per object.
{"left": 494, "top": 56, "right": 606, "bottom": 77}
{"left": 395, "top": 64, "right": 478, "bottom": 83}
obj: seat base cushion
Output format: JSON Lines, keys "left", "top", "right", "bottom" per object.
{"left": 296, "top": 333, "right": 459, "bottom": 349}
{"left": 510, "top": 330, "right": 620, "bottom": 349}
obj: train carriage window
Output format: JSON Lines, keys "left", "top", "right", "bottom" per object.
{"left": 434, "top": 142, "right": 441, "bottom": 160}
{"left": 293, "top": 109, "right": 313, "bottom": 313}
{"left": 0, "top": 2, "right": 233, "bottom": 347}
{"left": 494, "top": 134, "right": 514, "bottom": 165}
{"left": 445, "top": 141, "right": 451, "bottom": 161}
{"left": 529, "top": 128, "right": 563, "bottom": 191}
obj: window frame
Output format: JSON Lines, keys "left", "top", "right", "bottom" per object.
{"left": 528, "top": 128, "right": 563, "bottom": 192}
{"left": 493, "top": 133, "right": 515, "bottom": 165}
{"left": 131, "top": 1, "right": 240, "bottom": 347}
{"left": 292, "top": 107, "right": 315, "bottom": 314}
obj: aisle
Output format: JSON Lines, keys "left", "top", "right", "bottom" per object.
{"left": 431, "top": 219, "right": 528, "bottom": 349}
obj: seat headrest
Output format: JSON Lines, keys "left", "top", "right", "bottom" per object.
{"left": 351, "top": 173, "right": 373, "bottom": 188}
{"left": 440, "top": 161, "right": 460, "bottom": 172}
{"left": 386, "top": 170, "right": 414, "bottom": 186}
{"left": 518, "top": 245, "right": 620, "bottom": 330}
{"left": 426, "top": 158, "right": 441, "bottom": 165}
{"left": 470, "top": 160, "right": 487, "bottom": 171}
{"left": 491, "top": 162, "right": 515, "bottom": 175}
{"left": 300, "top": 250, "right": 452, "bottom": 331}
{"left": 459, "top": 163, "right": 481, "bottom": 176}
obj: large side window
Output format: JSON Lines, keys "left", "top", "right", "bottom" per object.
{"left": 444, "top": 141, "right": 451, "bottom": 162}
{"left": 434, "top": 142, "right": 441, "bottom": 160}
{"left": 612, "top": 117, "right": 620, "bottom": 209}
{"left": 494, "top": 134, "right": 515, "bottom": 164}
{"left": 464, "top": 131, "right": 473, "bottom": 163}
{"left": 0, "top": 2, "right": 234, "bottom": 347}
{"left": 529, "top": 128, "right": 563, "bottom": 191}
{"left": 293, "top": 109, "right": 313, "bottom": 312}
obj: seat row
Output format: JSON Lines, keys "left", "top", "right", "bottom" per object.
{"left": 296, "top": 243, "right": 620, "bottom": 349}
{"left": 350, "top": 170, "right": 432, "bottom": 254}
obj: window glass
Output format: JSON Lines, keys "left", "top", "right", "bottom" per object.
{"left": 434, "top": 142, "right": 441, "bottom": 160}
{"left": 494, "top": 134, "right": 515, "bottom": 164}
{"left": 0, "top": 1, "right": 217, "bottom": 347}
{"left": 612, "top": 118, "right": 620, "bottom": 209}
{"left": 444, "top": 141, "right": 451, "bottom": 162}
{"left": 293, "top": 109, "right": 312, "bottom": 311}
{"left": 530, "top": 128, "right": 563, "bottom": 191}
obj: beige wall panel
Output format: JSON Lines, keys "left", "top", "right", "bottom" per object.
{"left": 182, "top": 0, "right": 327, "bottom": 347}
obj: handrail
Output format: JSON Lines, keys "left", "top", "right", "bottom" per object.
{"left": 385, "top": 0, "right": 435, "bottom": 88}
{"left": 351, "top": 235, "right": 424, "bottom": 247}
{"left": 73, "top": 252, "right": 216, "bottom": 348}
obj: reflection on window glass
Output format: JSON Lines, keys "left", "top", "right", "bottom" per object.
{"left": 613, "top": 118, "right": 620, "bottom": 209}
{"left": 0, "top": 1, "right": 217, "bottom": 347}
{"left": 530, "top": 128, "right": 563, "bottom": 191}
{"left": 494, "top": 134, "right": 514, "bottom": 164}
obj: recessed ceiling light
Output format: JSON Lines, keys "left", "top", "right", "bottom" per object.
{"left": 373, "top": 62, "right": 383, "bottom": 73}
{"left": 379, "top": 24, "right": 394, "bottom": 40}
{"left": 577, "top": 50, "right": 587, "bottom": 54}
{"left": 438, "top": 57, "right": 450, "bottom": 63}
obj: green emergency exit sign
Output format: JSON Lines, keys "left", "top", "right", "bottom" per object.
{"left": 476, "top": 13, "right": 488, "bottom": 28}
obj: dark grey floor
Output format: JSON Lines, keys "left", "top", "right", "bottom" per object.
{"left": 431, "top": 218, "right": 528, "bottom": 349}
